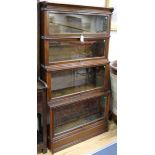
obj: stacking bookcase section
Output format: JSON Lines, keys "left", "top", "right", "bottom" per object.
{"left": 39, "top": 1, "right": 113, "bottom": 153}
{"left": 40, "top": 37, "right": 110, "bottom": 65}
{"left": 47, "top": 92, "right": 111, "bottom": 153}
{"left": 40, "top": 2, "right": 113, "bottom": 37}
{"left": 47, "top": 12, "right": 109, "bottom": 35}
{"left": 41, "top": 61, "right": 110, "bottom": 100}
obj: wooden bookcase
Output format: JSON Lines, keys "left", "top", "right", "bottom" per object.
{"left": 39, "top": 1, "right": 113, "bottom": 153}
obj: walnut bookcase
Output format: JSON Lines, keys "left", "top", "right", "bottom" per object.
{"left": 39, "top": 1, "right": 113, "bottom": 153}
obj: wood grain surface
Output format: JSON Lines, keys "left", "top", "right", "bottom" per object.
{"left": 38, "top": 121, "right": 116, "bottom": 155}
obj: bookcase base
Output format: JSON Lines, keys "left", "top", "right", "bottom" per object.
{"left": 48, "top": 119, "right": 108, "bottom": 153}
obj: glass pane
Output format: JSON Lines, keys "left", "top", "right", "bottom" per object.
{"left": 52, "top": 67, "right": 104, "bottom": 98}
{"left": 48, "top": 13, "right": 108, "bottom": 34}
{"left": 54, "top": 96, "right": 105, "bottom": 134}
{"left": 49, "top": 40, "right": 105, "bottom": 62}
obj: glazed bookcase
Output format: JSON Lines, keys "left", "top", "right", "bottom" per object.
{"left": 39, "top": 1, "right": 113, "bottom": 153}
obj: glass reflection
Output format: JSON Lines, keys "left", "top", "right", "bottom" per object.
{"left": 49, "top": 40, "right": 105, "bottom": 62}
{"left": 52, "top": 67, "right": 104, "bottom": 97}
{"left": 48, "top": 13, "right": 108, "bottom": 34}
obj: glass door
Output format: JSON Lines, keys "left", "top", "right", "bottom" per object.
{"left": 48, "top": 12, "right": 109, "bottom": 34}
{"left": 48, "top": 39, "right": 106, "bottom": 62}
{"left": 51, "top": 66, "right": 105, "bottom": 98}
{"left": 54, "top": 95, "right": 106, "bottom": 135}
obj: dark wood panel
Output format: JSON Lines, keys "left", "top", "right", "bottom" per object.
{"left": 37, "top": 91, "right": 43, "bottom": 105}
{"left": 37, "top": 79, "right": 48, "bottom": 154}
{"left": 37, "top": 104, "right": 42, "bottom": 113}
{"left": 40, "top": 2, "right": 114, "bottom": 14}
{"left": 42, "top": 58, "right": 109, "bottom": 71}
{"left": 49, "top": 57, "right": 107, "bottom": 65}
{"left": 48, "top": 89, "right": 110, "bottom": 108}
{"left": 104, "top": 63, "right": 111, "bottom": 91}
